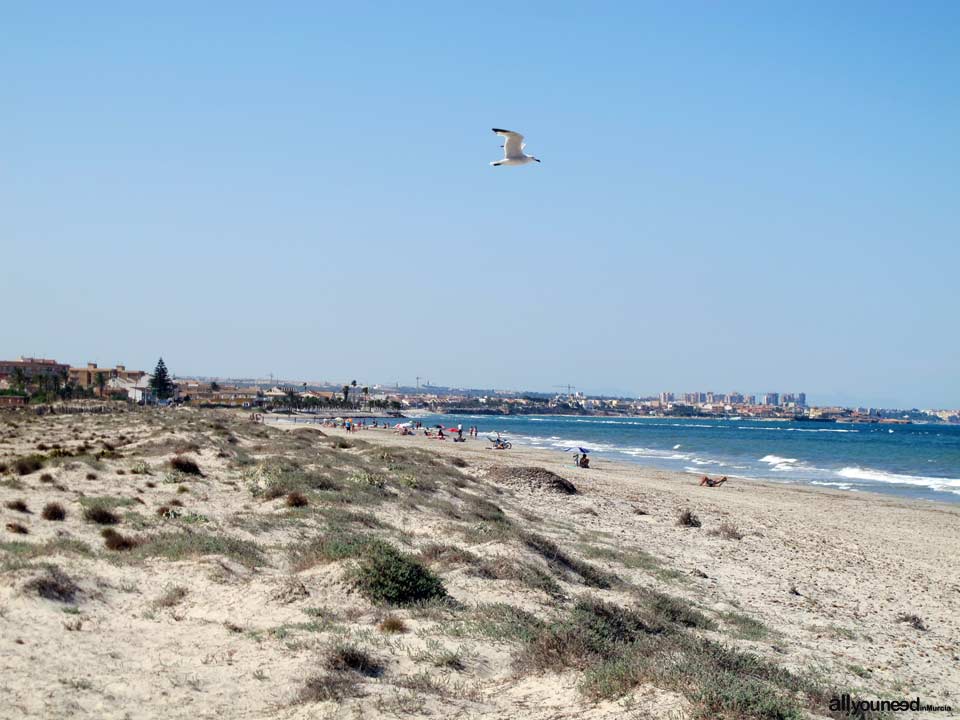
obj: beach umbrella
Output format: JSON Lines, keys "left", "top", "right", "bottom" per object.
{"left": 564, "top": 447, "right": 591, "bottom": 454}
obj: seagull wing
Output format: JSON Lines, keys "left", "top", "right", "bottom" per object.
{"left": 492, "top": 128, "right": 525, "bottom": 159}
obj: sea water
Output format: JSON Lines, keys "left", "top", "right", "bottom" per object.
{"left": 416, "top": 414, "right": 960, "bottom": 503}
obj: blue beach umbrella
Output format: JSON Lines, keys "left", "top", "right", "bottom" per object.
{"left": 564, "top": 447, "right": 591, "bottom": 454}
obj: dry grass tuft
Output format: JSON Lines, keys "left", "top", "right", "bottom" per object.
{"left": 6, "top": 522, "right": 29, "bottom": 534}
{"left": 154, "top": 585, "right": 189, "bottom": 608}
{"left": 296, "top": 674, "right": 359, "bottom": 703}
{"left": 14, "top": 455, "right": 45, "bottom": 475}
{"left": 170, "top": 456, "right": 202, "bottom": 476}
{"left": 896, "top": 613, "right": 927, "bottom": 631}
{"left": 378, "top": 614, "right": 408, "bottom": 634}
{"left": 5, "top": 499, "right": 30, "bottom": 514}
{"left": 83, "top": 506, "right": 120, "bottom": 525}
{"left": 24, "top": 566, "right": 79, "bottom": 602}
{"left": 101, "top": 528, "right": 140, "bottom": 551}
{"left": 39, "top": 473, "right": 55, "bottom": 484}
{"left": 677, "top": 509, "right": 701, "bottom": 528}
{"left": 713, "top": 522, "right": 742, "bottom": 540}
{"left": 42, "top": 503, "right": 67, "bottom": 521}
{"left": 325, "top": 643, "right": 383, "bottom": 676}
{"left": 285, "top": 491, "right": 309, "bottom": 508}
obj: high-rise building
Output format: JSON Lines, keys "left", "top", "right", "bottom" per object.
{"left": 762, "top": 392, "right": 780, "bottom": 406}
{"left": 797, "top": 392, "right": 806, "bottom": 407}
{"left": 659, "top": 392, "right": 674, "bottom": 404}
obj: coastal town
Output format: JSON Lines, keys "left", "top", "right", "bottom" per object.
{"left": 2, "top": 355, "right": 957, "bottom": 424}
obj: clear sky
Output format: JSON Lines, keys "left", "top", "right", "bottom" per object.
{"left": 3, "top": 2, "right": 958, "bottom": 408}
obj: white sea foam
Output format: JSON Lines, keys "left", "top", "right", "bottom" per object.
{"left": 836, "top": 467, "right": 960, "bottom": 491}
{"left": 737, "top": 426, "right": 859, "bottom": 433}
{"left": 759, "top": 455, "right": 798, "bottom": 465}
{"left": 811, "top": 481, "right": 854, "bottom": 490}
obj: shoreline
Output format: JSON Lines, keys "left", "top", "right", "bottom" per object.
{"left": 268, "top": 415, "right": 960, "bottom": 510}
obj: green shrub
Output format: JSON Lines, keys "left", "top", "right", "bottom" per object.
{"left": 14, "top": 455, "right": 45, "bottom": 476}
{"left": 353, "top": 544, "right": 447, "bottom": 605}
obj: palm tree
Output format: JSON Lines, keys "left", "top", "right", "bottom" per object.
{"left": 342, "top": 385, "right": 350, "bottom": 404}
{"left": 96, "top": 372, "right": 107, "bottom": 398}
{"left": 362, "top": 386, "right": 369, "bottom": 409}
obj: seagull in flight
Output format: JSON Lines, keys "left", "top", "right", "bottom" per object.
{"left": 490, "top": 128, "right": 540, "bottom": 167}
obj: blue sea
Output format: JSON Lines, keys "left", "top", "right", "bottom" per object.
{"left": 415, "top": 414, "right": 960, "bottom": 503}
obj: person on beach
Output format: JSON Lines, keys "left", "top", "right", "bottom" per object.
{"left": 579, "top": 455, "right": 590, "bottom": 468}
{"left": 699, "top": 475, "right": 727, "bottom": 487}
{"left": 573, "top": 453, "right": 580, "bottom": 467}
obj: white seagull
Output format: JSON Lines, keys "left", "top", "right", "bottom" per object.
{"left": 490, "top": 128, "right": 540, "bottom": 166}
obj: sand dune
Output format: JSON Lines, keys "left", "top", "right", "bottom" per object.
{"left": 1, "top": 409, "right": 957, "bottom": 719}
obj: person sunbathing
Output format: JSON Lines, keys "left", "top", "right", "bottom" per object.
{"left": 699, "top": 475, "right": 727, "bottom": 487}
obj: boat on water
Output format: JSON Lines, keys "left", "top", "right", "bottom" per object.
{"left": 792, "top": 415, "right": 837, "bottom": 423}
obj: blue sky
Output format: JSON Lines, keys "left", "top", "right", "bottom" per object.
{"left": 2, "top": 2, "right": 958, "bottom": 407}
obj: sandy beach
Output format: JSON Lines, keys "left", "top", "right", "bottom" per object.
{"left": 1, "top": 409, "right": 957, "bottom": 719}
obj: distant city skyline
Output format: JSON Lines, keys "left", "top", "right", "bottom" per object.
{"left": 3, "top": 3, "right": 958, "bottom": 409}
{"left": 3, "top": 352, "right": 954, "bottom": 410}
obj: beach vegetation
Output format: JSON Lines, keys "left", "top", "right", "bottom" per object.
{"left": 470, "top": 555, "right": 564, "bottom": 598}
{"left": 352, "top": 543, "right": 447, "bottom": 606}
{"left": 14, "top": 454, "right": 45, "bottom": 475}
{"left": 296, "top": 673, "right": 360, "bottom": 703}
{"left": 41, "top": 502, "right": 67, "bottom": 521}
{"left": 519, "top": 531, "right": 619, "bottom": 589}
{"left": 130, "top": 531, "right": 266, "bottom": 568}
{"left": 24, "top": 565, "right": 80, "bottom": 603}
{"left": 169, "top": 455, "right": 202, "bottom": 476}
{"left": 442, "top": 602, "right": 544, "bottom": 643}
{"left": 896, "top": 613, "right": 927, "bottom": 631}
{"left": 5, "top": 499, "right": 30, "bottom": 514}
{"left": 285, "top": 491, "right": 309, "bottom": 508}
{"left": 713, "top": 522, "right": 743, "bottom": 540}
{"left": 102, "top": 528, "right": 141, "bottom": 551}
{"left": 719, "top": 610, "right": 768, "bottom": 640}
{"left": 153, "top": 585, "right": 189, "bottom": 608}
{"left": 378, "top": 614, "right": 408, "bottom": 634}
{"left": 325, "top": 642, "right": 384, "bottom": 677}
{"left": 83, "top": 505, "right": 120, "bottom": 525}
{"left": 677, "top": 509, "right": 701, "bottom": 528}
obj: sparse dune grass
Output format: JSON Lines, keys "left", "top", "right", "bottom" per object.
{"left": 14, "top": 454, "right": 45, "bottom": 475}
{"left": 129, "top": 531, "right": 266, "bottom": 568}
{"left": 516, "top": 596, "right": 837, "bottom": 718}
{"left": 519, "top": 531, "right": 620, "bottom": 589}
{"left": 0, "top": 408, "right": 900, "bottom": 719}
